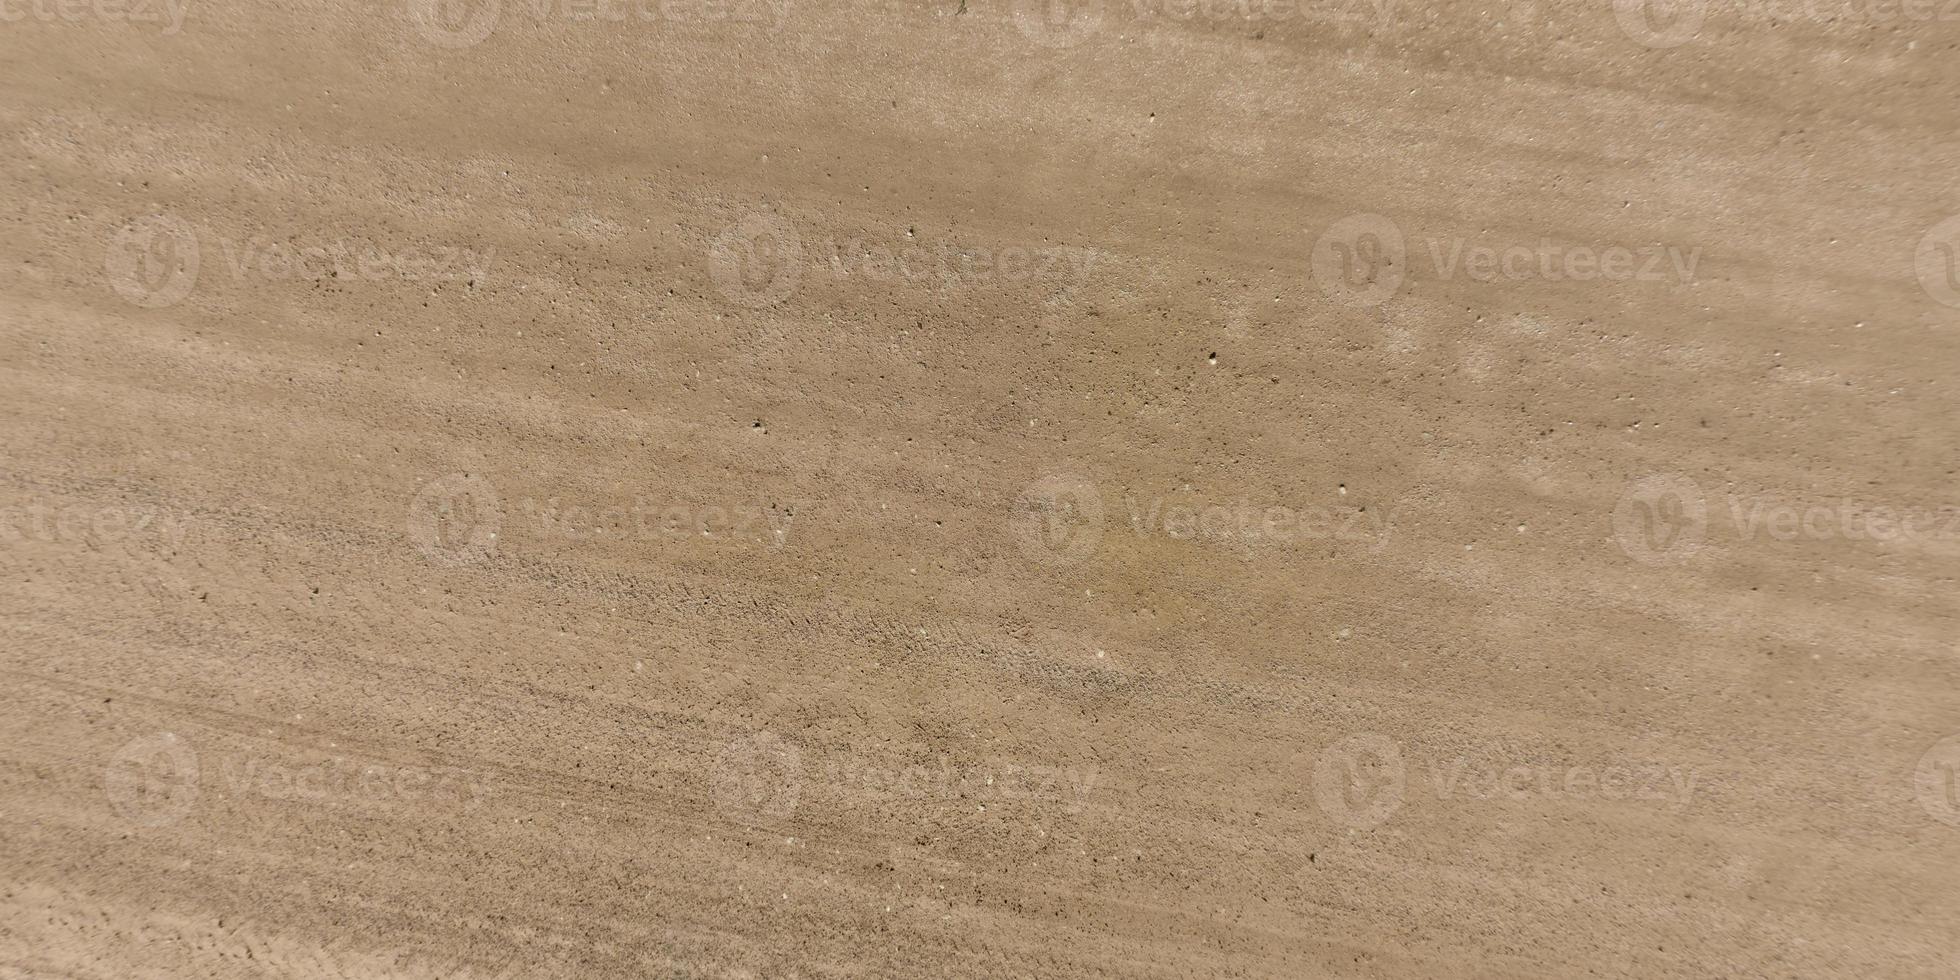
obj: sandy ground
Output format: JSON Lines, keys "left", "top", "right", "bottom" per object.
{"left": 2, "top": 0, "right": 1959, "bottom": 976}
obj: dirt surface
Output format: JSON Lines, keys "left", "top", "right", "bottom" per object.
{"left": 2, "top": 0, "right": 1959, "bottom": 976}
